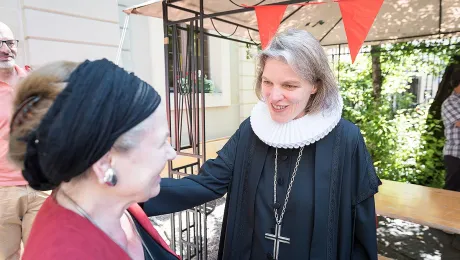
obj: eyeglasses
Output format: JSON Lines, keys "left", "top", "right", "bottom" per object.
{"left": 0, "top": 40, "right": 19, "bottom": 49}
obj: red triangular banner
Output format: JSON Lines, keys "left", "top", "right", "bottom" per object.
{"left": 339, "top": 0, "right": 384, "bottom": 63}
{"left": 254, "top": 5, "right": 288, "bottom": 49}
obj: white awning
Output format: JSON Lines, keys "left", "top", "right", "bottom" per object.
{"left": 124, "top": 0, "right": 460, "bottom": 45}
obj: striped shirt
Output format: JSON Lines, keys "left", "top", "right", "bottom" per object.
{"left": 441, "top": 91, "right": 460, "bottom": 158}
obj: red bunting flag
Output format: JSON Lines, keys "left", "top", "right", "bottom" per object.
{"left": 253, "top": 5, "right": 288, "bottom": 49}
{"left": 338, "top": 0, "right": 384, "bottom": 63}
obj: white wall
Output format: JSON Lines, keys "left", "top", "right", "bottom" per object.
{"left": 238, "top": 43, "right": 259, "bottom": 123}
{"left": 21, "top": 0, "right": 120, "bottom": 67}
{"left": 3, "top": 0, "right": 258, "bottom": 142}
{"left": 204, "top": 40, "right": 241, "bottom": 140}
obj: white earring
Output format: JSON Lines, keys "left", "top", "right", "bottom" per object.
{"left": 103, "top": 168, "right": 117, "bottom": 186}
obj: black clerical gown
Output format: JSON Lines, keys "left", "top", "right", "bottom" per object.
{"left": 250, "top": 145, "right": 315, "bottom": 259}
{"left": 143, "top": 118, "right": 381, "bottom": 260}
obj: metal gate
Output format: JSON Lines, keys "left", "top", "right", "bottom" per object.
{"left": 159, "top": 1, "right": 263, "bottom": 259}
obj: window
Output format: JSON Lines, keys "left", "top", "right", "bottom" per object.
{"left": 167, "top": 26, "right": 212, "bottom": 93}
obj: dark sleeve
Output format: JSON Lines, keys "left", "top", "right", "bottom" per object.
{"left": 351, "top": 130, "right": 381, "bottom": 260}
{"left": 143, "top": 123, "right": 242, "bottom": 216}
{"left": 352, "top": 196, "right": 378, "bottom": 260}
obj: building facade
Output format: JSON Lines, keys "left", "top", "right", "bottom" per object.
{"left": 1, "top": 0, "right": 259, "bottom": 142}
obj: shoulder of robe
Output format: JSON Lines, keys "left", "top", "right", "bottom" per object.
{"left": 338, "top": 118, "right": 381, "bottom": 205}
{"left": 240, "top": 117, "right": 252, "bottom": 133}
{"left": 338, "top": 118, "right": 361, "bottom": 144}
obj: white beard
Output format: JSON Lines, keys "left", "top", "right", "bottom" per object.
{"left": 0, "top": 59, "right": 16, "bottom": 69}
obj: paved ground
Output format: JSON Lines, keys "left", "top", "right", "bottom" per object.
{"left": 150, "top": 199, "right": 460, "bottom": 260}
{"left": 377, "top": 216, "right": 460, "bottom": 260}
{"left": 150, "top": 198, "right": 225, "bottom": 259}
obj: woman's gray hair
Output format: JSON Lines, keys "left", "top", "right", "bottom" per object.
{"left": 113, "top": 113, "right": 153, "bottom": 152}
{"left": 255, "top": 28, "right": 340, "bottom": 114}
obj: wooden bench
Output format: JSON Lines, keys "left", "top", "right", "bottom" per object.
{"left": 375, "top": 179, "right": 460, "bottom": 234}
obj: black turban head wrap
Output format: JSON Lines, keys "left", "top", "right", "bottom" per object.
{"left": 23, "top": 59, "right": 161, "bottom": 191}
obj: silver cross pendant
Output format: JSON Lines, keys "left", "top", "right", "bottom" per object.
{"left": 265, "top": 224, "right": 290, "bottom": 260}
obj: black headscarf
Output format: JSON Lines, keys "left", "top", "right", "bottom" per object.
{"left": 23, "top": 59, "right": 161, "bottom": 190}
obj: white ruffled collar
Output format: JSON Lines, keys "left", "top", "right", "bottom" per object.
{"left": 250, "top": 95, "right": 343, "bottom": 149}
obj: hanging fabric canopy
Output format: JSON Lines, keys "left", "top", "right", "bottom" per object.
{"left": 124, "top": 0, "right": 459, "bottom": 62}
{"left": 124, "top": 0, "right": 459, "bottom": 43}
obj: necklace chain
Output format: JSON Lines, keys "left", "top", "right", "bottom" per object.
{"left": 58, "top": 190, "right": 154, "bottom": 260}
{"left": 273, "top": 146, "right": 304, "bottom": 225}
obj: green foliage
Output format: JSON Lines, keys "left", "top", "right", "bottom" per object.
{"left": 414, "top": 111, "right": 445, "bottom": 187}
{"left": 179, "top": 75, "right": 214, "bottom": 93}
{"left": 339, "top": 39, "right": 458, "bottom": 187}
{"left": 245, "top": 43, "right": 262, "bottom": 60}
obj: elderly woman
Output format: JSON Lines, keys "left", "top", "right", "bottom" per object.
{"left": 144, "top": 29, "right": 381, "bottom": 260}
{"left": 8, "top": 59, "right": 179, "bottom": 259}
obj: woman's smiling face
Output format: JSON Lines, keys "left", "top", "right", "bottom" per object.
{"left": 261, "top": 58, "right": 317, "bottom": 124}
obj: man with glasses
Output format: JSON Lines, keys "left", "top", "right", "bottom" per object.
{"left": 0, "top": 21, "right": 46, "bottom": 260}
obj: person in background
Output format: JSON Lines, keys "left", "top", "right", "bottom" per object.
{"left": 0, "top": 21, "right": 41, "bottom": 260}
{"left": 8, "top": 59, "right": 179, "bottom": 259}
{"left": 441, "top": 72, "right": 460, "bottom": 192}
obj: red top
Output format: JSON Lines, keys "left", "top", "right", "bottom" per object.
{"left": 23, "top": 195, "right": 180, "bottom": 259}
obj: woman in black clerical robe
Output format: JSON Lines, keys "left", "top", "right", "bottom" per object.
{"left": 143, "top": 29, "right": 381, "bottom": 260}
